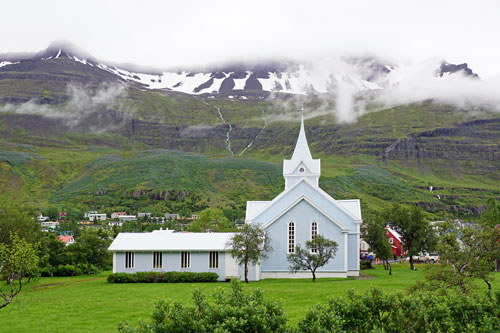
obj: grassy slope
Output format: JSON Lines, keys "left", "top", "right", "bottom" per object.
{"left": 2, "top": 264, "right": 498, "bottom": 332}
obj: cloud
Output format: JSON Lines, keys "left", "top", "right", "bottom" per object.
{"left": 0, "top": 83, "right": 133, "bottom": 130}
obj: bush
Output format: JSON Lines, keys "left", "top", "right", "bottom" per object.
{"left": 297, "top": 288, "right": 500, "bottom": 332}
{"left": 107, "top": 271, "right": 219, "bottom": 283}
{"left": 360, "top": 259, "right": 372, "bottom": 269}
{"left": 118, "top": 279, "right": 287, "bottom": 332}
{"left": 40, "top": 265, "right": 83, "bottom": 277}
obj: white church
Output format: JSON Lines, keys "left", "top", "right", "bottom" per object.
{"left": 109, "top": 116, "right": 362, "bottom": 280}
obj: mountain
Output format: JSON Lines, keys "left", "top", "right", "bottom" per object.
{"left": 0, "top": 41, "right": 480, "bottom": 100}
{"left": 0, "top": 42, "right": 497, "bottom": 221}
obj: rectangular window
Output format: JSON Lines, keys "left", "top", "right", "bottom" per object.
{"left": 153, "top": 251, "right": 163, "bottom": 268}
{"left": 288, "top": 222, "right": 295, "bottom": 253}
{"left": 209, "top": 251, "right": 219, "bottom": 269}
{"left": 311, "top": 222, "right": 318, "bottom": 253}
{"left": 125, "top": 251, "right": 134, "bottom": 269}
{"left": 181, "top": 251, "right": 190, "bottom": 268}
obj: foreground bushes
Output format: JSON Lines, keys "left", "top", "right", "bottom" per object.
{"left": 118, "top": 279, "right": 287, "bottom": 332}
{"left": 298, "top": 288, "right": 500, "bottom": 332}
{"left": 119, "top": 281, "right": 500, "bottom": 332}
{"left": 107, "top": 271, "right": 218, "bottom": 283}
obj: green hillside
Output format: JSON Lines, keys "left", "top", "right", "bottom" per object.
{"left": 0, "top": 57, "right": 498, "bottom": 220}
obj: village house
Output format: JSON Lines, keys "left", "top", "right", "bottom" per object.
{"left": 118, "top": 215, "right": 137, "bottom": 222}
{"left": 138, "top": 212, "right": 152, "bottom": 218}
{"left": 385, "top": 226, "right": 404, "bottom": 257}
{"left": 109, "top": 116, "right": 362, "bottom": 280}
{"left": 87, "top": 212, "right": 107, "bottom": 221}
{"left": 111, "top": 212, "right": 127, "bottom": 219}
{"left": 57, "top": 235, "right": 75, "bottom": 246}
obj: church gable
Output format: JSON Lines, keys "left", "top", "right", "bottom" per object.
{"left": 250, "top": 179, "right": 359, "bottom": 231}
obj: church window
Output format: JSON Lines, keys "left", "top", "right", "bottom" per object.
{"left": 288, "top": 222, "right": 295, "bottom": 253}
{"left": 209, "top": 251, "right": 219, "bottom": 269}
{"left": 153, "top": 251, "right": 162, "bottom": 269}
{"left": 125, "top": 251, "right": 134, "bottom": 269}
{"left": 311, "top": 221, "right": 318, "bottom": 253}
{"left": 181, "top": 251, "right": 191, "bottom": 268}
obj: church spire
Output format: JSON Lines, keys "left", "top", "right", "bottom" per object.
{"left": 290, "top": 113, "right": 313, "bottom": 162}
{"left": 283, "top": 109, "right": 321, "bottom": 189}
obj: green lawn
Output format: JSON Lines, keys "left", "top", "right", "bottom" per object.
{"left": 2, "top": 264, "right": 499, "bottom": 332}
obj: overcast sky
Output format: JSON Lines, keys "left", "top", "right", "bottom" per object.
{"left": 2, "top": 0, "right": 500, "bottom": 76}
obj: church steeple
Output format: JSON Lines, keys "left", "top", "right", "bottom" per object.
{"left": 283, "top": 112, "right": 321, "bottom": 190}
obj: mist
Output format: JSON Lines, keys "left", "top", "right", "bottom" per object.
{"left": 0, "top": 83, "right": 133, "bottom": 130}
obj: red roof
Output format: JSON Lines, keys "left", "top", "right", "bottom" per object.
{"left": 57, "top": 236, "right": 74, "bottom": 243}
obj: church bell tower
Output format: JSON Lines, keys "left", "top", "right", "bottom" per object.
{"left": 283, "top": 113, "right": 321, "bottom": 189}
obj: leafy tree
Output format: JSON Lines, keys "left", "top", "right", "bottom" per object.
{"left": 0, "top": 204, "right": 40, "bottom": 245}
{"left": 363, "top": 218, "right": 393, "bottom": 275}
{"left": 227, "top": 224, "right": 271, "bottom": 283}
{"left": 428, "top": 219, "right": 500, "bottom": 294}
{"left": 481, "top": 198, "right": 500, "bottom": 228}
{"left": 118, "top": 279, "right": 287, "bottom": 332}
{"left": 384, "top": 205, "right": 435, "bottom": 270}
{"left": 287, "top": 235, "right": 338, "bottom": 282}
{"left": 188, "top": 208, "right": 233, "bottom": 232}
{"left": 39, "top": 233, "right": 67, "bottom": 277}
{"left": 0, "top": 233, "right": 39, "bottom": 309}
{"left": 69, "top": 229, "right": 111, "bottom": 275}
{"left": 44, "top": 206, "right": 59, "bottom": 220}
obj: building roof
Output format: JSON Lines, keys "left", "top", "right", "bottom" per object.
{"left": 108, "top": 230, "right": 236, "bottom": 251}
{"left": 57, "top": 235, "right": 73, "bottom": 243}
{"left": 385, "top": 226, "right": 402, "bottom": 242}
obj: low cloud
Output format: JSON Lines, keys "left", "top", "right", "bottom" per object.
{"left": 270, "top": 58, "right": 500, "bottom": 124}
{"left": 0, "top": 82, "right": 133, "bottom": 130}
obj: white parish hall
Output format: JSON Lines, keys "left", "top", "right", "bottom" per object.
{"left": 109, "top": 116, "right": 362, "bottom": 280}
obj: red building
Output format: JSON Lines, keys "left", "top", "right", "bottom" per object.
{"left": 384, "top": 226, "right": 405, "bottom": 257}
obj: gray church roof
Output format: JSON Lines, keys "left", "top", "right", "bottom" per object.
{"left": 108, "top": 230, "right": 235, "bottom": 251}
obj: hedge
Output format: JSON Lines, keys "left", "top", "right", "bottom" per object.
{"left": 107, "top": 271, "right": 219, "bottom": 283}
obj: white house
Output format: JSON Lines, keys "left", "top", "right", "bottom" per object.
{"left": 108, "top": 116, "right": 361, "bottom": 281}
{"left": 108, "top": 230, "right": 244, "bottom": 281}
{"left": 118, "top": 215, "right": 137, "bottom": 222}
{"left": 88, "top": 213, "right": 107, "bottom": 221}
{"left": 245, "top": 115, "right": 362, "bottom": 279}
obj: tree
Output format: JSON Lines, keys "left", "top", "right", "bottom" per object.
{"left": 188, "top": 208, "right": 233, "bottom": 232}
{"left": 429, "top": 219, "right": 500, "bottom": 294}
{"left": 227, "top": 224, "right": 271, "bottom": 283}
{"left": 363, "top": 218, "right": 393, "bottom": 275}
{"left": 384, "top": 205, "right": 435, "bottom": 270}
{"left": 0, "top": 203, "right": 40, "bottom": 245}
{"left": 287, "top": 235, "right": 338, "bottom": 282}
{"left": 39, "top": 233, "right": 67, "bottom": 277}
{"left": 480, "top": 198, "right": 500, "bottom": 228}
{"left": 0, "top": 233, "right": 39, "bottom": 309}
{"left": 69, "top": 229, "right": 111, "bottom": 275}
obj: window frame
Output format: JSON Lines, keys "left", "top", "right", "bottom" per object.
{"left": 310, "top": 221, "right": 319, "bottom": 254}
{"left": 288, "top": 221, "right": 296, "bottom": 254}
{"left": 153, "top": 251, "right": 163, "bottom": 269}
{"left": 181, "top": 251, "right": 191, "bottom": 269}
{"left": 209, "top": 251, "right": 219, "bottom": 269}
{"left": 125, "top": 251, "right": 135, "bottom": 269}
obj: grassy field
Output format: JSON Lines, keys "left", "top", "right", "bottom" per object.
{"left": 2, "top": 264, "right": 499, "bottom": 332}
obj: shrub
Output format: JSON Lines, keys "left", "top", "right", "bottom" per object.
{"left": 118, "top": 279, "right": 287, "bottom": 332}
{"left": 40, "top": 265, "right": 83, "bottom": 277}
{"left": 107, "top": 271, "right": 218, "bottom": 283}
{"left": 297, "top": 288, "right": 500, "bottom": 332}
{"left": 360, "top": 259, "right": 373, "bottom": 270}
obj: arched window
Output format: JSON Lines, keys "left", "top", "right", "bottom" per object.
{"left": 311, "top": 221, "right": 318, "bottom": 253}
{"left": 288, "top": 222, "right": 295, "bottom": 253}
